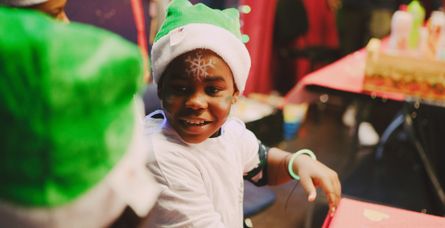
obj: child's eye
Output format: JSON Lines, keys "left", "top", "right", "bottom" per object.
{"left": 205, "top": 86, "right": 222, "bottom": 95}
{"left": 171, "top": 85, "right": 190, "bottom": 94}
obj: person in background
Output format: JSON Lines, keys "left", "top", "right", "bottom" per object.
{"left": 271, "top": 0, "right": 341, "bottom": 94}
{"left": 0, "top": 0, "right": 69, "bottom": 21}
{"left": 337, "top": 0, "right": 443, "bottom": 56}
{"left": 144, "top": 0, "right": 341, "bottom": 227}
{"left": 335, "top": 0, "right": 391, "bottom": 148}
{"left": 336, "top": 0, "right": 377, "bottom": 56}
{"left": 0, "top": 7, "right": 159, "bottom": 227}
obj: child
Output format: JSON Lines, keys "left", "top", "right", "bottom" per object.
{"left": 0, "top": 8, "right": 158, "bottom": 227}
{"left": 145, "top": 0, "right": 341, "bottom": 227}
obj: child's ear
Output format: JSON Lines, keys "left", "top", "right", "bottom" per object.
{"left": 157, "top": 84, "right": 163, "bottom": 100}
{"left": 231, "top": 91, "right": 240, "bottom": 104}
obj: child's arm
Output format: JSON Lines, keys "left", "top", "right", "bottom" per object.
{"left": 266, "top": 147, "right": 341, "bottom": 213}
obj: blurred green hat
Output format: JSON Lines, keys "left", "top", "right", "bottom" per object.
{"left": 0, "top": 7, "right": 144, "bottom": 207}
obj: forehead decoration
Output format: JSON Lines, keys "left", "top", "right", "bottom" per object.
{"left": 184, "top": 50, "right": 216, "bottom": 80}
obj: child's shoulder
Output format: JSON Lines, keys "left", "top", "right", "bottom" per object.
{"left": 223, "top": 117, "right": 248, "bottom": 135}
{"left": 144, "top": 110, "right": 165, "bottom": 134}
{"left": 225, "top": 116, "right": 245, "bottom": 127}
{"left": 143, "top": 110, "right": 185, "bottom": 145}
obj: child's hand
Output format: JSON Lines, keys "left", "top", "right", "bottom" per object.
{"left": 293, "top": 155, "right": 341, "bottom": 214}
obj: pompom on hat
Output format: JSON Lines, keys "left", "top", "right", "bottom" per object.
{"left": 0, "top": 0, "right": 48, "bottom": 6}
{"left": 151, "top": 0, "right": 251, "bottom": 94}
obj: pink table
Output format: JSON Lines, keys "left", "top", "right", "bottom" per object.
{"left": 283, "top": 48, "right": 445, "bottom": 211}
{"left": 284, "top": 49, "right": 405, "bottom": 104}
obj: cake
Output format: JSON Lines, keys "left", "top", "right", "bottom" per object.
{"left": 363, "top": 38, "right": 445, "bottom": 103}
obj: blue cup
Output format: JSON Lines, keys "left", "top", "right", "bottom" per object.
{"left": 283, "top": 121, "right": 301, "bottom": 140}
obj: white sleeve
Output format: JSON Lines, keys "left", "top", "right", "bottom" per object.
{"left": 241, "top": 129, "right": 261, "bottom": 174}
{"left": 226, "top": 118, "right": 260, "bottom": 174}
{"left": 146, "top": 155, "right": 226, "bottom": 228}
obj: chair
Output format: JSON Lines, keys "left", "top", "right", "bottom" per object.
{"left": 243, "top": 180, "right": 276, "bottom": 227}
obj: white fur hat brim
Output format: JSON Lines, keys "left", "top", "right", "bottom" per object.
{"left": 151, "top": 23, "right": 251, "bottom": 94}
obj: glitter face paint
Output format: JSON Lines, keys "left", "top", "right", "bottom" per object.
{"left": 184, "top": 50, "right": 216, "bottom": 80}
{"left": 158, "top": 49, "right": 239, "bottom": 143}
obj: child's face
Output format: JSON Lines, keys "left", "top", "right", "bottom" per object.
{"left": 27, "top": 0, "right": 69, "bottom": 22}
{"left": 158, "top": 49, "right": 239, "bottom": 143}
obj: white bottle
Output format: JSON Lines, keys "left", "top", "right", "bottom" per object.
{"left": 389, "top": 5, "right": 413, "bottom": 52}
{"left": 428, "top": 11, "right": 445, "bottom": 60}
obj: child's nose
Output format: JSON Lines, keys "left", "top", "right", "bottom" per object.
{"left": 185, "top": 92, "right": 207, "bottom": 110}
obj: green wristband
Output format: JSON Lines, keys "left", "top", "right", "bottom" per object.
{"left": 288, "top": 149, "right": 317, "bottom": 180}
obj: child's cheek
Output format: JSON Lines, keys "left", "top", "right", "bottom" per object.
{"left": 219, "top": 95, "right": 233, "bottom": 107}
{"left": 164, "top": 96, "right": 175, "bottom": 104}
{"left": 162, "top": 96, "right": 177, "bottom": 108}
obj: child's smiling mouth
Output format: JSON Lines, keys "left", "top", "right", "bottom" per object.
{"left": 180, "top": 118, "right": 211, "bottom": 127}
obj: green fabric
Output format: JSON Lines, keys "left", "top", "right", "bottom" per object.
{"left": 154, "top": 0, "right": 242, "bottom": 42}
{"left": 0, "top": 7, "right": 144, "bottom": 207}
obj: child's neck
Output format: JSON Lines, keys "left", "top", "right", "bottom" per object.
{"left": 210, "top": 128, "right": 222, "bottom": 138}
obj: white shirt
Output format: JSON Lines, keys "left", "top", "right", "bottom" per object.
{"left": 144, "top": 111, "right": 260, "bottom": 228}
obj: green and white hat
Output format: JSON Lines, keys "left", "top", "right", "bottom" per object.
{"left": 0, "top": 0, "right": 47, "bottom": 6}
{"left": 0, "top": 7, "right": 158, "bottom": 226}
{"left": 151, "top": 0, "right": 251, "bottom": 94}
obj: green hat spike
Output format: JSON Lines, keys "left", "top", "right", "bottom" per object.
{"left": 154, "top": 0, "right": 242, "bottom": 42}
